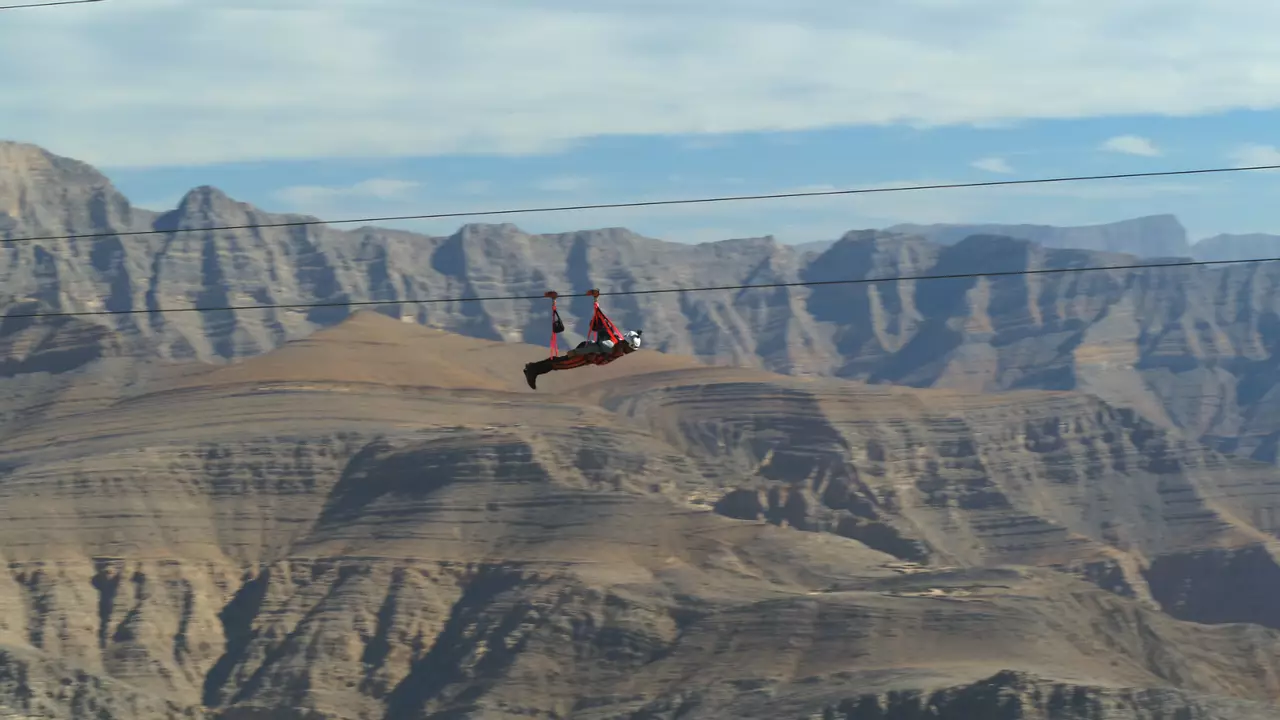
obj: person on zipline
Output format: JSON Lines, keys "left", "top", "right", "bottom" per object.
{"left": 523, "top": 291, "right": 643, "bottom": 390}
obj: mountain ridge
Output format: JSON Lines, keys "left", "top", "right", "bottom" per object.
{"left": 885, "top": 213, "right": 1194, "bottom": 258}
{"left": 1194, "top": 232, "right": 1280, "bottom": 262}
{"left": 3, "top": 140, "right": 1280, "bottom": 469}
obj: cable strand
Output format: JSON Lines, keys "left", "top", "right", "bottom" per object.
{"left": 0, "top": 0, "right": 102, "bottom": 9}
{"left": 6, "top": 253, "right": 1277, "bottom": 320}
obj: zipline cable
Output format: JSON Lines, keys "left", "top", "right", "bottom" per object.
{"left": 5, "top": 252, "right": 1278, "bottom": 320}
{"left": 5, "top": 162, "right": 1280, "bottom": 245}
{"left": 0, "top": 0, "right": 103, "bottom": 10}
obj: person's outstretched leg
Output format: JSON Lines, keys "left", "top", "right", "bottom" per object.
{"left": 523, "top": 358, "right": 554, "bottom": 389}
{"left": 523, "top": 354, "right": 589, "bottom": 389}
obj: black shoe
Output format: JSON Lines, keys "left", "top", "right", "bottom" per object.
{"left": 523, "top": 365, "right": 537, "bottom": 390}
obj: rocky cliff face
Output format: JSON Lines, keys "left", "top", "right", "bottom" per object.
{"left": 804, "top": 231, "right": 1280, "bottom": 466}
{"left": 584, "top": 359, "right": 1280, "bottom": 629}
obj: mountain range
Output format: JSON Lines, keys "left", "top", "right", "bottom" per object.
{"left": 794, "top": 217, "right": 1279, "bottom": 260}
{"left": 2, "top": 141, "right": 1280, "bottom": 463}
{"left": 886, "top": 215, "right": 1194, "bottom": 257}
{"left": 4, "top": 139, "right": 1280, "bottom": 718}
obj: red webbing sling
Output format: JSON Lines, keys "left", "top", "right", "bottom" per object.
{"left": 586, "top": 289, "right": 623, "bottom": 345}
{"left": 583, "top": 289, "right": 624, "bottom": 366}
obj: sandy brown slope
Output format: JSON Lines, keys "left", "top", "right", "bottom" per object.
{"left": 578, "top": 361, "right": 1280, "bottom": 627}
{"left": 2, "top": 312, "right": 1280, "bottom": 719}
{"left": 158, "top": 310, "right": 711, "bottom": 397}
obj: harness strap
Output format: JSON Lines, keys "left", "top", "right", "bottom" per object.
{"left": 585, "top": 289, "right": 624, "bottom": 345}
{"left": 545, "top": 291, "right": 562, "bottom": 358}
{"left": 550, "top": 301, "right": 560, "bottom": 357}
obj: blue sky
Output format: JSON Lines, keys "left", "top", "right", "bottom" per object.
{"left": 101, "top": 113, "right": 1280, "bottom": 244}
{"left": 4, "top": 0, "right": 1280, "bottom": 245}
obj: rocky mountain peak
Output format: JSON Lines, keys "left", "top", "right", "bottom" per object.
{"left": 166, "top": 185, "right": 254, "bottom": 225}
{"left": 0, "top": 141, "right": 139, "bottom": 234}
{"left": 0, "top": 141, "right": 108, "bottom": 186}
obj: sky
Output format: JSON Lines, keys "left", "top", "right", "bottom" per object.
{"left": 3, "top": 0, "right": 1280, "bottom": 244}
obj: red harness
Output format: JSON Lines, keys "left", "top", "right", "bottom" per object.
{"left": 544, "top": 289, "right": 624, "bottom": 362}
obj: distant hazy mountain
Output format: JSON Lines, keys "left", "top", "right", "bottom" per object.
{"left": 1192, "top": 232, "right": 1280, "bottom": 262}
{"left": 885, "top": 214, "right": 1192, "bottom": 258}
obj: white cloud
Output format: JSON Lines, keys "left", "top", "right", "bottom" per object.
{"left": 971, "top": 157, "right": 1014, "bottom": 173}
{"left": 274, "top": 178, "right": 420, "bottom": 208}
{"left": 15, "top": 0, "right": 1279, "bottom": 168}
{"left": 1229, "top": 143, "right": 1280, "bottom": 167}
{"left": 1100, "top": 135, "right": 1162, "bottom": 156}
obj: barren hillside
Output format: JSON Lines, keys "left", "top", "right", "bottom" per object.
{"left": 0, "top": 312, "right": 1278, "bottom": 719}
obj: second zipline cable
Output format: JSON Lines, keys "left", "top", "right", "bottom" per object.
{"left": 5, "top": 253, "right": 1278, "bottom": 320}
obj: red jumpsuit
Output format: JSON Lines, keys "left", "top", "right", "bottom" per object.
{"left": 523, "top": 331, "right": 641, "bottom": 389}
